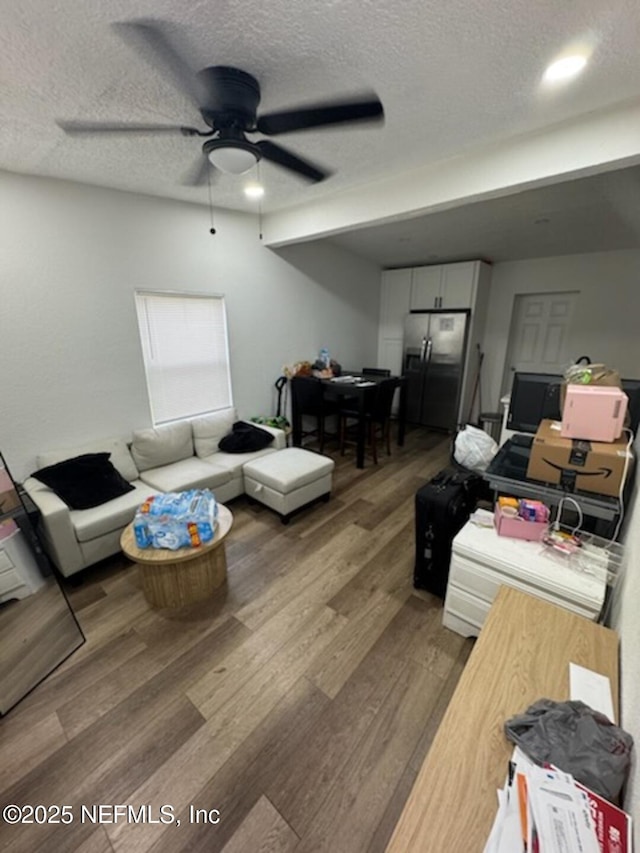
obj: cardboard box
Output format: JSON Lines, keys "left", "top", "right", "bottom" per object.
{"left": 527, "top": 419, "right": 632, "bottom": 497}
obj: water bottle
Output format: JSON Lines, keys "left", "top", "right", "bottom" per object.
{"left": 319, "top": 347, "right": 330, "bottom": 368}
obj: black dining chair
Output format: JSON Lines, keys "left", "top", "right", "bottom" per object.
{"left": 339, "top": 377, "right": 399, "bottom": 463}
{"left": 290, "top": 376, "right": 338, "bottom": 453}
{"left": 361, "top": 367, "right": 391, "bottom": 377}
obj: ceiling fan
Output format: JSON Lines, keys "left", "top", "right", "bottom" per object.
{"left": 57, "top": 20, "right": 384, "bottom": 185}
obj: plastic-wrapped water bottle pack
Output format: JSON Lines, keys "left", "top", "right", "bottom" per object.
{"left": 133, "top": 489, "right": 218, "bottom": 550}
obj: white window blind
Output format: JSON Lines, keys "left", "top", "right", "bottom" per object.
{"left": 135, "top": 291, "right": 232, "bottom": 425}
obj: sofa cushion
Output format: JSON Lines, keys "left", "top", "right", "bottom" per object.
{"left": 31, "top": 454, "right": 135, "bottom": 510}
{"left": 37, "top": 437, "right": 139, "bottom": 482}
{"left": 201, "top": 447, "right": 278, "bottom": 479}
{"left": 131, "top": 422, "right": 193, "bottom": 472}
{"left": 137, "top": 457, "right": 232, "bottom": 493}
{"left": 192, "top": 408, "right": 237, "bottom": 458}
{"left": 72, "top": 480, "right": 159, "bottom": 542}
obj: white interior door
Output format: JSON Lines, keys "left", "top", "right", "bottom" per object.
{"left": 502, "top": 291, "right": 579, "bottom": 394}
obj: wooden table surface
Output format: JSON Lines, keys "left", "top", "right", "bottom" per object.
{"left": 385, "top": 585, "right": 619, "bottom": 853}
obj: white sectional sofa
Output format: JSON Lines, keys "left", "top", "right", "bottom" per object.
{"left": 23, "top": 408, "right": 285, "bottom": 578}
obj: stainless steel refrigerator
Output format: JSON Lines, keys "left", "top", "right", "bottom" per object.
{"left": 403, "top": 309, "right": 470, "bottom": 430}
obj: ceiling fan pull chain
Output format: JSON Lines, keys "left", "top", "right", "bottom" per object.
{"left": 207, "top": 163, "right": 216, "bottom": 235}
{"left": 258, "top": 161, "right": 263, "bottom": 241}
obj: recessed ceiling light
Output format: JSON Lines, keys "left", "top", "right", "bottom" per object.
{"left": 244, "top": 184, "right": 264, "bottom": 199}
{"left": 543, "top": 54, "right": 588, "bottom": 84}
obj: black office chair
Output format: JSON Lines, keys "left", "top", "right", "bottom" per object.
{"left": 290, "top": 376, "right": 338, "bottom": 454}
{"left": 339, "top": 377, "right": 399, "bottom": 463}
{"left": 362, "top": 367, "right": 391, "bottom": 377}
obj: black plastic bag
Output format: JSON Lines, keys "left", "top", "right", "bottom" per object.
{"left": 505, "top": 699, "right": 633, "bottom": 802}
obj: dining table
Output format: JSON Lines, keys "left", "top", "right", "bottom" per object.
{"left": 290, "top": 372, "right": 407, "bottom": 469}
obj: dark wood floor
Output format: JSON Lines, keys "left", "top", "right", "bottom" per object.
{"left": 0, "top": 428, "right": 473, "bottom": 853}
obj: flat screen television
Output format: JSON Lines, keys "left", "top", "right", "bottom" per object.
{"left": 507, "top": 373, "right": 562, "bottom": 434}
{"left": 508, "top": 372, "right": 640, "bottom": 436}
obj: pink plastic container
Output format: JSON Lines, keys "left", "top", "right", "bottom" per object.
{"left": 561, "top": 385, "right": 628, "bottom": 442}
{"left": 494, "top": 504, "right": 547, "bottom": 541}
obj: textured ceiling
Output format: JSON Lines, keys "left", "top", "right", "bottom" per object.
{"left": 3, "top": 0, "right": 640, "bottom": 219}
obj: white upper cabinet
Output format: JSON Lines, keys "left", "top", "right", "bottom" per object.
{"left": 440, "top": 262, "right": 476, "bottom": 308}
{"left": 410, "top": 261, "right": 477, "bottom": 310}
{"left": 410, "top": 267, "right": 441, "bottom": 310}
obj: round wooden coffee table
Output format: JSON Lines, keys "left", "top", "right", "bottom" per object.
{"left": 120, "top": 504, "right": 233, "bottom": 608}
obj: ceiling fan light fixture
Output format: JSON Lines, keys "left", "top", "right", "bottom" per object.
{"left": 207, "top": 145, "right": 258, "bottom": 174}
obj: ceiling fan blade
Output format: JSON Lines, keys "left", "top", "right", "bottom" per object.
{"left": 257, "top": 140, "right": 329, "bottom": 182}
{"left": 183, "top": 154, "right": 212, "bottom": 186}
{"left": 57, "top": 120, "right": 201, "bottom": 136}
{"left": 112, "top": 19, "right": 207, "bottom": 109}
{"left": 257, "top": 97, "right": 383, "bottom": 136}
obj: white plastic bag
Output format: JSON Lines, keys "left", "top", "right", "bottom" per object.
{"left": 454, "top": 424, "right": 498, "bottom": 472}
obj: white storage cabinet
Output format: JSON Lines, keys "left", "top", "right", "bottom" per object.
{"left": 443, "top": 521, "right": 606, "bottom": 638}
{"left": 0, "top": 524, "right": 45, "bottom": 603}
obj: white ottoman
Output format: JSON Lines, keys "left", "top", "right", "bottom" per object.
{"left": 243, "top": 448, "right": 335, "bottom": 524}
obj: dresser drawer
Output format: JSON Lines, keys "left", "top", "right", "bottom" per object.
{"left": 0, "top": 566, "right": 24, "bottom": 596}
{"left": 0, "top": 550, "right": 13, "bottom": 572}
{"left": 449, "top": 550, "right": 603, "bottom": 619}
{"left": 450, "top": 553, "right": 602, "bottom": 620}
{"left": 443, "top": 584, "right": 488, "bottom": 637}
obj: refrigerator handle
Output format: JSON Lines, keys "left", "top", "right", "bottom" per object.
{"left": 420, "top": 336, "right": 428, "bottom": 361}
{"left": 425, "top": 338, "right": 433, "bottom": 363}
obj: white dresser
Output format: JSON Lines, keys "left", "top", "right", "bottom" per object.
{"left": 443, "top": 521, "right": 606, "bottom": 637}
{"left": 0, "top": 522, "right": 46, "bottom": 603}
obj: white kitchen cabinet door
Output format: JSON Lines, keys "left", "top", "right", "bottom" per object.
{"left": 378, "top": 338, "right": 404, "bottom": 377}
{"left": 440, "top": 262, "right": 476, "bottom": 308}
{"left": 380, "top": 268, "right": 412, "bottom": 338}
{"left": 410, "top": 266, "right": 441, "bottom": 310}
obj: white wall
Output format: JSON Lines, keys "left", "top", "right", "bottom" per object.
{"left": 0, "top": 171, "right": 380, "bottom": 481}
{"left": 481, "top": 250, "right": 640, "bottom": 411}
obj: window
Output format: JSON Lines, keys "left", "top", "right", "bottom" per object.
{"left": 135, "top": 291, "right": 232, "bottom": 425}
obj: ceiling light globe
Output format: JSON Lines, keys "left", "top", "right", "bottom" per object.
{"left": 207, "top": 147, "right": 257, "bottom": 175}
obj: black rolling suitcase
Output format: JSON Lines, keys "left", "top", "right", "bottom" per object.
{"left": 414, "top": 467, "right": 483, "bottom": 598}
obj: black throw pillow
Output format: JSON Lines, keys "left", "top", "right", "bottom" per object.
{"left": 218, "top": 422, "right": 274, "bottom": 454}
{"left": 31, "top": 453, "right": 134, "bottom": 510}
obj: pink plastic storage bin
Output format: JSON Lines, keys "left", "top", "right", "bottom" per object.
{"left": 561, "top": 385, "right": 627, "bottom": 442}
{"left": 494, "top": 504, "right": 547, "bottom": 541}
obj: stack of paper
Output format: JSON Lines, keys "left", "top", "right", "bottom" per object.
{"left": 484, "top": 748, "right": 631, "bottom": 852}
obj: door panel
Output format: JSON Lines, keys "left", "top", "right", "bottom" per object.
{"left": 380, "top": 269, "right": 412, "bottom": 337}
{"left": 410, "top": 267, "right": 441, "bottom": 310}
{"left": 503, "top": 291, "right": 579, "bottom": 393}
{"left": 422, "top": 363, "right": 462, "bottom": 429}
{"left": 429, "top": 312, "right": 468, "bottom": 363}
{"left": 440, "top": 262, "right": 475, "bottom": 308}
{"left": 406, "top": 366, "right": 427, "bottom": 423}
{"left": 379, "top": 338, "right": 404, "bottom": 377}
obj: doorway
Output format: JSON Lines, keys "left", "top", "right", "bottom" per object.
{"left": 502, "top": 291, "right": 579, "bottom": 395}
